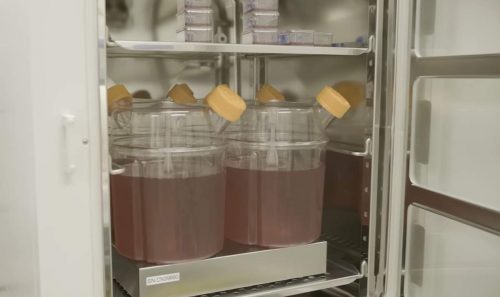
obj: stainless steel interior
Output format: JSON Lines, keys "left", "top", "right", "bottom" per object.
{"left": 106, "top": 1, "right": 382, "bottom": 296}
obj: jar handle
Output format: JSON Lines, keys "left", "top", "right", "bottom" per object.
{"left": 111, "top": 108, "right": 131, "bottom": 130}
{"left": 110, "top": 162, "right": 125, "bottom": 175}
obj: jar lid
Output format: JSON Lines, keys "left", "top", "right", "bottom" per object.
{"left": 168, "top": 83, "right": 196, "bottom": 104}
{"left": 257, "top": 84, "right": 285, "bottom": 103}
{"left": 107, "top": 84, "right": 132, "bottom": 114}
{"left": 316, "top": 86, "right": 351, "bottom": 119}
{"left": 206, "top": 85, "right": 246, "bottom": 122}
{"left": 333, "top": 81, "right": 365, "bottom": 108}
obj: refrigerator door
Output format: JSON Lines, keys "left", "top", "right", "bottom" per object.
{"left": 384, "top": 0, "right": 500, "bottom": 296}
{"left": 0, "top": 1, "right": 107, "bottom": 297}
{"left": 404, "top": 205, "right": 500, "bottom": 297}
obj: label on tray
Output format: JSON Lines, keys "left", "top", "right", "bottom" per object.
{"left": 145, "top": 273, "right": 180, "bottom": 286}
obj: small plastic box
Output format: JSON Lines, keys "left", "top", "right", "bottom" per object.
{"left": 314, "top": 32, "right": 333, "bottom": 47}
{"left": 241, "top": 0, "right": 279, "bottom": 13}
{"left": 242, "top": 29, "right": 278, "bottom": 44}
{"left": 278, "top": 30, "right": 314, "bottom": 46}
{"left": 177, "top": 26, "right": 213, "bottom": 43}
{"left": 177, "top": 0, "right": 212, "bottom": 13}
{"left": 177, "top": 9, "right": 213, "bottom": 29}
{"left": 242, "top": 11, "right": 279, "bottom": 34}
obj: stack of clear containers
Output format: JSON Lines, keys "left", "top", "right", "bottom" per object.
{"left": 278, "top": 30, "right": 335, "bottom": 47}
{"left": 241, "top": 0, "right": 279, "bottom": 44}
{"left": 314, "top": 32, "right": 334, "bottom": 47}
{"left": 177, "top": 0, "right": 214, "bottom": 43}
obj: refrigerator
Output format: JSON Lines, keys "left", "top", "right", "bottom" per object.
{"left": 0, "top": 0, "right": 499, "bottom": 297}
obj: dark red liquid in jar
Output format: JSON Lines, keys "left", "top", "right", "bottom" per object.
{"left": 323, "top": 150, "right": 363, "bottom": 212}
{"left": 110, "top": 173, "right": 225, "bottom": 263}
{"left": 111, "top": 174, "right": 144, "bottom": 261}
{"left": 225, "top": 165, "right": 325, "bottom": 247}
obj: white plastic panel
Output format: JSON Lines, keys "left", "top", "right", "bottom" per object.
{"left": 0, "top": 3, "right": 40, "bottom": 296}
{"left": 415, "top": 0, "right": 500, "bottom": 57}
{"left": 405, "top": 205, "right": 500, "bottom": 297}
{"left": 0, "top": 1, "right": 106, "bottom": 297}
{"left": 410, "top": 78, "right": 500, "bottom": 211}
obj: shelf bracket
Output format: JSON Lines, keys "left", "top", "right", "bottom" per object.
{"left": 368, "top": 35, "right": 376, "bottom": 54}
{"left": 361, "top": 260, "right": 369, "bottom": 277}
{"left": 328, "top": 138, "right": 372, "bottom": 157}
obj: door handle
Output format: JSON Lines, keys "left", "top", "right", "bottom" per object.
{"left": 62, "top": 114, "right": 76, "bottom": 175}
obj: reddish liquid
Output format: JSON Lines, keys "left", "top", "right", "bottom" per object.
{"left": 323, "top": 150, "right": 363, "bottom": 211}
{"left": 111, "top": 173, "right": 225, "bottom": 263}
{"left": 111, "top": 174, "right": 144, "bottom": 261}
{"left": 225, "top": 166, "right": 325, "bottom": 247}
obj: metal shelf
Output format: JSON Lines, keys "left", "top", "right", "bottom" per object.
{"left": 112, "top": 241, "right": 362, "bottom": 297}
{"left": 412, "top": 51, "right": 500, "bottom": 77}
{"left": 202, "top": 261, "right": 360, "bottom": 297}
{"left": 114, "top": 260, "right": 361, "bottom": 297}
{"left": 107, "top": 40, "right": 369, "bottom": 59}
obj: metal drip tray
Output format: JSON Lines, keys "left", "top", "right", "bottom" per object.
{"left": 113, "top": 241, "right": 361, "bottom": 297}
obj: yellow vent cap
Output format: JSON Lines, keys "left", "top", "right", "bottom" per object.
{"left": 316, "top": 86, "right": 351, "bottom": 119}
{"left": 206, "top": 85, "right": 246, "bottom": 122}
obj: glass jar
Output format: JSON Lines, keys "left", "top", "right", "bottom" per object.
{"left": 224, "top": 86, "right": 350, "bottom": 247}
{"left": 110, "top": 85, "right": 246, "bottom": 263}
{"left": 107, "top": 84, "right": 169, "bottom": 138}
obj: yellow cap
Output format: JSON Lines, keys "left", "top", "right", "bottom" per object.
{"left": 180, "top": 83, "right": 194, "bottom": 95}
{"left": 168, "top": 84, "right": 196, "bottom": 104}
{"left": 333, "top": 81, "right": 365, "bottom": 108}
{"left": 206, "top": 85, "right": 246, "bottom": 122}
{"left": 107, "top": 84, "right": 132, "bottom": 114}
{"left": 203, "top": 84, "right": 229, "bottom": 105}
{"left": 316, "top": 86, "right": 351, "bottom": 119}
{"left": 257, "top": 84, "right": 285, "bottom": 102}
